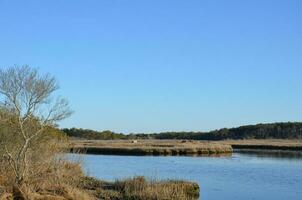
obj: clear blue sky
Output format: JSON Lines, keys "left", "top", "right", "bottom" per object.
{"left": 0, "top": 0, "right": 301, "bottom": 133}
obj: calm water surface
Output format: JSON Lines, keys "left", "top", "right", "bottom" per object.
{"left": 74, "top": 152, "right": 302, "bottom": 200}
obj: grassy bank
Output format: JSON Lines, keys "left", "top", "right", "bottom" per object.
{"left": 70, "top": 140, "right": 233, "bottom": 156}
{"left": 71, "top": 140, "right": 232, "bottom": 156}
{"left": 70, "top": 139, "right": 302, "bottom": 157}
{"left": 220, "top": 139, "right": 302, "bottom": 151}
{"left": 0, "top": 163, "right": 199, "bottom": 200}
{"left": 82, "top": 176, "right": 199, "bottom": 200}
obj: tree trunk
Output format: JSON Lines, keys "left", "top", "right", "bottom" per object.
{"left": 12, "top": 186, "right": 26, "bottom": 200}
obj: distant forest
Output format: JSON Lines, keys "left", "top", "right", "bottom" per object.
{"left": 62, "top": 122, "right": 302, "bottom": 140}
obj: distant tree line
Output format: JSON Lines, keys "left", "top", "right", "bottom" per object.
{"left": 62, "top": 122, "right": 302, "bottom": 140}
{"left": 62, "top": 128, "right": 128, "bottom": 140}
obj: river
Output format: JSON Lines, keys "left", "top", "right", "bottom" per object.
{"left": 73, "top": 152, "right": 302, "bottom": 200}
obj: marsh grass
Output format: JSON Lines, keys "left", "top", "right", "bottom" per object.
{"left": 71, "top": 139, "right": 233, "bottom": 156}
{"left": 81, "top": 176, "right": 199, "bottom": 200}
{"left": 220, "top": 139, "right": 302, "bottom": 151}
{"left": 1, "top": 142, "right": 200, "bottom": 200}
{"left": 0, "top": 160, "right": 96, "bottom": 200}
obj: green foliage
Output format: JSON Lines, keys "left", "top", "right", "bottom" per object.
{"left": 151, "top": 122, "right": 302, "bottom": 140}
{"left": 62, "top": 128, "right": 127, "bottom": 140}
{"left": 63, "top": 122, "right": 302, "bottom": 141}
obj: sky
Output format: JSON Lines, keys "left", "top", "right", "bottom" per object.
{"left": 0, "top": 0, "right": 301, "bottom": 133}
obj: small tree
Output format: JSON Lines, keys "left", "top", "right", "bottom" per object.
{"left": 0, "top": 65, "right": 72, "bottom": 185}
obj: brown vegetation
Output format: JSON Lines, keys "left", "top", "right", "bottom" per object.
{"left": 71, "top": 139, "right": 302, "bottom": 157}
{"left": 0, "top": 66, "right": 72, "bottom": 185}
{"left": 0, "top": 135, "right": 95, "bottom": 199}
{"left": 81, "top": 176, "right": 199, "bottom": 200}
{"left": 1, "top": 161, "right": 200, "bottom": 200}
{"left": 219, "top": 139, "right": 302, "bottom": 151}
{"left": 70, "top": 139, "right": 233, "bottom": 156}
{"left": 0, "top": 66, "right": 200, "bottom": 200}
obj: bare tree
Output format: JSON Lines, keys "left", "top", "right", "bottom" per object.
{"left": 0, "top": 65, "right": 72, "bottom": 185}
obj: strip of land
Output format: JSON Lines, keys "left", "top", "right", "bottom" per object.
{"left": 70, "top": 139, "right": 302, "bottom": 156}
{"left": 219, "top": 139, "right": 302, "bottom": 151}
{"left": 70, "top": 139, "right": 233, "bottom": 156}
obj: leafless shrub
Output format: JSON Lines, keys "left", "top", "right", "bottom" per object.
{"left": 0, "top": 65, "right": 72, "bottom": 185}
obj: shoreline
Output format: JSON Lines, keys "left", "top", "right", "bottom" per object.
{"left": 81, "top": 176, "right": 200, "bottom": 200}
{"left": 70, "top": 139, "right": 233, "bottom": 156}
{"left": 232, "top": 144, "right": 302, "bottom": 151}
{"left": 70, "top": 139, "right": 302, "bottom": 156}
{"left": 221, "top": 139, "right": 302, "bottom": 151}
{"left": 70, "top": 147, "right": 233, "bottom": 157}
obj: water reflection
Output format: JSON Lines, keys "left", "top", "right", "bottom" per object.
{"left": 234, "top": 149, "right": 302, "bottom": 160}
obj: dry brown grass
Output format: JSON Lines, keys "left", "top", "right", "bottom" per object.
{"left": 115, "top": 177, "right": 199, "bottom": 200}
{"left": 0, "top": 163, "right": 200, "bottom": 200}
{"left": 71, "top": 139, "right": 233, "bottom": 156}
{"left": 81, "top": 176, "right": 199, "bottom": 200}
{"left": 1, "top": 136, "right": 202, "bottom": 200}
{"left": 1, "top": 140, "right": 200, "bottom": 200}
{"left": 0, "top": 127, "right": 97, "bottom": 200}
{"left": 220, "top": 139, "right": 302, "bottom": 146}
{"left": 0, "top": 161, "right": 96, "bottom": 200}
{"left": 71, "top": 139, "right": 302, "bottom": 155}
{"left": 218, "top": 139, "right": 302, "bottom": 150}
